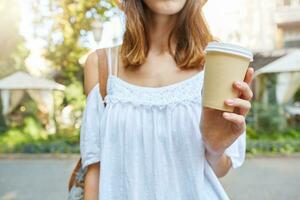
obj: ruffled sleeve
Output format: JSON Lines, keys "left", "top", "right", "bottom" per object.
{"left": 224, "top": 129, "right": 246, "bottom": 169}
{"left": 80, "top": 84, "right": 105, "bottom": 169}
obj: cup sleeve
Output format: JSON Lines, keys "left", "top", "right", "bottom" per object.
{"left": 224, "top": 129, "right": 246, "bottom": 169}
{"left": 80, "top": 84, "right": 105, "bottom": 169}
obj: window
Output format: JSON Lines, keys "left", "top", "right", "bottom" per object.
{"left": 284, "top": 39, "right": 300, "bottom": 48}
{"left": 283, "top": 0, "right": 291, "bottom": 6}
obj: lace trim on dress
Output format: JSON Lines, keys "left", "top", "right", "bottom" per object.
{"left": 103, "top": 70, "right": 204, "bottom": 107}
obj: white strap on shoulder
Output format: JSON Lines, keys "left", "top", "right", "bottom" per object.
{"left": 110, "top": 46, "right": 119, "bottom": 77}
{"left": 105, "top": 47, "right": 113, "bottom": 76}
{"left": 114, "top": 46, "right": 119, "bottom": 77}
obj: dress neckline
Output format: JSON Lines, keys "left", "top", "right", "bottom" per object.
{"left": 108, "top": 69, "right": 204, "bottom": 92}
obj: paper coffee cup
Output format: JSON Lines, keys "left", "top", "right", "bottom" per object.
{"left": 202, "top": 42, "right": 253, "bottom": 112}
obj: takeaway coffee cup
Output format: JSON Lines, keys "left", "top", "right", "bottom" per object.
{"left": 202, "top": 42, "right": 254, "bottom": 112}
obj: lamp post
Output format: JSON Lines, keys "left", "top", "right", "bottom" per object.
{"left": 92, "top": 17, "right": 104, "bottom": 46}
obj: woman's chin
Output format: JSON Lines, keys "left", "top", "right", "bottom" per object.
{"left": 144, "top": 0, "right": 186, "bottom": 15}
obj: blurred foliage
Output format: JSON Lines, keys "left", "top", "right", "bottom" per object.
{"left": 0, "top": 115, "right": 80, "bottom": 153}
{"left": 294, "top": 88, "right": 300, "bottom": 102}
{"left": 0, "top": 0, "right": 121, "bottom": 153}
{"left": 246, "top": 98, "right": 300, "bottom": 155}
{"left": 32, "top": 0, "right": 117, "bottom": 84}
{"left": 248, "top": 100, "right": 288, "bottom": 134}
{"left": 64, "top": 81, "right": 86, "bottom": 119}
{"left": 246, "top": 126, "right": 300, "bottom": 155}
{"left": 30, "top": 0, "right": 118, "bottom": 132}
{"left": 0, "top": 103, "right": 7, "bottom": 133}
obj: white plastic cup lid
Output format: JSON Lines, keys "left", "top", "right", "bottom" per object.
{"left": 204, "top": 42, "right": 254, "bottom": 62}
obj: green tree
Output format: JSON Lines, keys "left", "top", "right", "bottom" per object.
{"left": 34, "top": 0, "right": 118, "bottom": 84}
{"left": 32, "top": 0, "right": 119, "bottom": 129}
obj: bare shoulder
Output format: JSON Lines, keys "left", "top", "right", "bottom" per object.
{"left": 83, "top": 49, "right": 106, "bottom": 96}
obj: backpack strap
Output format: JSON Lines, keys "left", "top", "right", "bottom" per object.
{"left": 94, "top": 46, "right": 119, "bottom": 106}
{"left": 95, "top": 48, "right": 110, "bottom": 106}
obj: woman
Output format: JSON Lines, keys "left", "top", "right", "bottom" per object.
{"left": 81, "top": 0, "right": 254, "bottom": 199}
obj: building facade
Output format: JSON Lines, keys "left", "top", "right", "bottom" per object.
{"left": 203, "top": 0, "right": 300, "bottom": 52}
{"left": 276, "top": 0, "right": 300, "bottom": 48}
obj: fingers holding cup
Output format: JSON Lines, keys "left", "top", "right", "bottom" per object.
{"left": 234, "top": 80, "right": 254, "bottom": 101}
{"left": 224, "top": 98, "right": 251, "bottom": 116}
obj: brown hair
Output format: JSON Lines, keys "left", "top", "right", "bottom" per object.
{"left": 116, "top": 0, "right": 213, "bottom": 69}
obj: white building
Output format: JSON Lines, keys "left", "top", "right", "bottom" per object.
{"left": 276, "top": 0, "right": 300, "bottom": 48}
{"left": 203, "top": 0, "right": 300, "bottom": 52}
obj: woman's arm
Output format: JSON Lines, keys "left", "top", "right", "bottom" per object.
{"left": 200, "top": 67, "right": 254, "bottom": 178}
{"left": 84, "top": 163, "right": 100, "bottom": 200}
{"left": 83, "top": 51, "right": 101, "bottom": 200}
{"left": 205, "top": 150, "right": 232, "bottom": 178}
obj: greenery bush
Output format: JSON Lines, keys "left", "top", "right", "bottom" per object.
{"left": 0, "top": 116, "right": 79, "bottom": 153}
{"left": 244, "top": 98, "right": 300, "bottom": 154}
{"left": 249, "top": 100, "right": 288, "bottom": 134}
{"left": 246, "top": 126, "right": 300, "bottom": 155}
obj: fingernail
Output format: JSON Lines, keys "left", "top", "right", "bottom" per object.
{"left": 223, "top": 112, "right": 230, "bottom": 118}
{"left": 226, "top": 99, "right": 234, "bottom": 105}
{"left": 236, "top": 81, "right": 242, "bottom": 87}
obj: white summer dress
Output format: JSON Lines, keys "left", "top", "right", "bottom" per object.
{"left": 80, "top": 45, "right": 246, "bottom": 200}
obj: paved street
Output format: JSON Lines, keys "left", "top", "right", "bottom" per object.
{"left": 220, "top": 156, "right": 300, "bottom": 200}
{"left": 0, "top": 154, "right": 299, "bottom": 200}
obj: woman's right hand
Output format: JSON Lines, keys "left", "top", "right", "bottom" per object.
{"left": 84, "top": 162, "right": 100, "bottom": 200}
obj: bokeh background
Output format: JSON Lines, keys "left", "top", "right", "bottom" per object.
{"left": 0, "top": 0, "right": 300, "bottom": 199}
